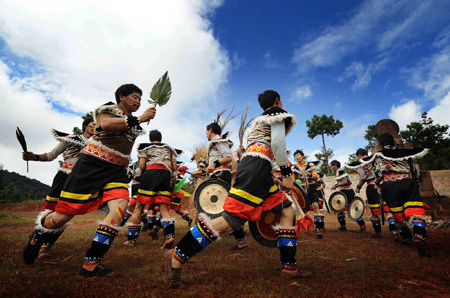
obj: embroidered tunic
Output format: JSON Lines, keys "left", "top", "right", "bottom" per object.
{"left": 137, "top": 143, "right": 178, "bottom": 172}
{"left": 82, "top": 102, "right": 144, "bottom": 166}
{"left": 48, "top": 129, "right": 89, "bottom": 173}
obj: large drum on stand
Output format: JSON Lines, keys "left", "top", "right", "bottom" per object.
{"left": 193, "top": 178, "right": 230, "bottom": 218}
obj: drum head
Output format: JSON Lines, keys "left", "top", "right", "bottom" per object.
{"left": 249, "top": 211, "right": 281, "bottom": 247}
{"left": 292, "top": 182, "right": 310, "bottom": 213}
{"left": 193, "top": 179, "right": 230, "bottom": 218}
{"left": 329, "top": 191, "right": 348, "bottom": 213}
{"left": 348, "top": 196, "right": 365, "bottom": 221}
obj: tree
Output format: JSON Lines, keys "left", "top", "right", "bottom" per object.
{"left": 306, "top": 114, "right": 343, "bottom": 174}
{"left": 343, "top": 153, "right": 358, "bottom": 174}
{"left": 364, "top": 124, "right": 376, "bottom": 152}
{"left": 400, "top": 112, "right": 450, "bottom": 170}
{"left": 314, "top": 149, "right": 334, "bottom": 175}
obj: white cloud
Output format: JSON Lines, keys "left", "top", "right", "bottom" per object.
{"left": 292, "top": 85, "right": 312, "bottom": 101}
{"left": 292, "top": 0, "right": 450, "bottom": 71}
{"left": 388, "top": 100, "right": 422, "bottom": 130}
{"left": 0, "top": 1, "right": 231, "bottom": 184}
{"left": 338, "top": 58, "right": 389, "bottom": 90}
{"left": 428, "top": 91, "right": 450, "bottom": 126}
{"left": 406, "top": 45, "right": 450, "bottom": 103}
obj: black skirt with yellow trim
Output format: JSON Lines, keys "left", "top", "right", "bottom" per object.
{"left": 55, "top": 154, "right": 129, "bottom": 215}
{"left": 42, "top": 170, "right": 69, "bottom": 211}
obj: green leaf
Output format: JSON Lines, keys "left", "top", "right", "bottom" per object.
{"left": 149, "top": 71, "right": 172, "bottom": 107}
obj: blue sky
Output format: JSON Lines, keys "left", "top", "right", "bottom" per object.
{"left": 208, "top": 0, "right": 450, "bottom": 160}
{"left": 1, "top": 0, "right": 450, "bottom": 184}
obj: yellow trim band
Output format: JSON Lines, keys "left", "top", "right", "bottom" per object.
{"left": 390, "top": 206, "right": 404, "bottom": 212}
{"left": 102, "top": 182, "right": 128, "bottom": 190}
{"left": 60, "top": 190, "right": 99, "bottom": 201}
{"left": 404, "top": 201, "right": 424, "bottom": 208}
{"left": 138, "top": 189, "right": 171, "bottom": 196}
{"left": 45, "top": 196, "right": 59, "bottom": 203}
{"left": 229, "top": 188, "right": 263, "bottom": 205}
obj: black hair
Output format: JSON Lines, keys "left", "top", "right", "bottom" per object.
{"left": 378, "top": 133, "right": 394, "bottom": 147}
{"left": 330, "top": 160, "right": 341, "bottom": 168}
{"left": 294, "top": 149, "right": 304, "bottom": 157}
{"left": 149, "top": 130, "right": 162, "bottom": 142}
{"left": 82, "top": 117, "right": 94, "bottom": 132}
{"left": 115, "top": 84, "right": 143, "bottom": 104}
{"left": 206, "top": 122, "right": 221, "bottom": 135}
{"left": 258, "top": 90, "right": 280, "bottom": 110}
{"left": 356, "top": 148, "right": 368, "bottom": 156}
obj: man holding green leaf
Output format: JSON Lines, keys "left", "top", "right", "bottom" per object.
{"left": 23, "top": 83, "right": 156, "bottom": 278}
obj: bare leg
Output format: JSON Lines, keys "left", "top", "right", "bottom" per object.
{"left": 129, "top": 202, "right": 145, "bottom": 225}
{"left": 83, "top": 198, "right": 127, "bottom": 271}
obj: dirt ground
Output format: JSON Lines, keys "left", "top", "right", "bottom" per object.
{"left": 0, "top": 201, "right": 449, "bottom": 298}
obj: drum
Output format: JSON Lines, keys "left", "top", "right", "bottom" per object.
{"left": 249, "top": 183, "right": 305, "bottom": 247}
{"left": 193, "top": 178, "right": 230, "bottom": 218}
{"left": 249, "top": 211, "right": 282, "bottom": 247}
{"left": 329, "top": 191, "right": 348, "bottom": 213}
{"left": 348, "top": 196, "right": 365, "bottom": 221}
{"left": 292, "top": 182, "right": 310, "bottom": 213}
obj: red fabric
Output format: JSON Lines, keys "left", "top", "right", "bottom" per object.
{"left": 295, "top": 214, "right": 314, "bottom": 236}
{"left": 146, "top": 164, "right": 168, "bottom": 170}
{"left": 370, "top": 205, "right": 391, "bottom": 216}
{"left": 137, "top": 194, "right": 171, "bottom": 206}
{"left": 423, "top": 202, "right": 431, "bottom": 210}
{"left": 129, "top": 197, "right": 137, "bottom": 206}
{"left": 168, "top": 191, "right": 184, "bottom": 211}
{"left": 391, "top": 212, "right": 406, "bottom": 222}
{"left": 42, "top": 202, "right": 57, "bottom": 211}
{"left": 178, "top": 166, "right": 188, "bottom": 176}
{"left": 404, "top": 207, "right": 425, "bottom": 219}
{"left": 223, "top": 191, "right": 290, "bottom": 222}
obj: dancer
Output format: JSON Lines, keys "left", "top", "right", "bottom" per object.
{"left": 352, "top": 149, "right": 399, "bottom": 238}
{"left": 292, "top": 150, "right": 324, "bottom": 238}
{"left": 192, "top": 122, "right": 248, "bottom": 250}
{"left": 125, "top": 130, "right": 179, "bottom": 249}
{"left": 23, "top": 83, "right": 156, "bottom": 278}
{"left": 162, "top": 90, "right": 310, "bottom": 289}
{"left": 371, "top": 133, "right": 430, "bottom": 256}
{"left": 330, "top": 160, "right": 366, "bottom": 232}
{"left": 22, "top": 117, "right": 94, "bottom": 258}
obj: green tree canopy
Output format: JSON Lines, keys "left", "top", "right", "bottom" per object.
{"left": 400, "top": 112, "right": 450, "bottom": 170}
{"left": 314, "top": 148, "right": 334, "bottom": 175}
{"left": 364, "top": 124, "right": 376, "bottom": 152}
{"left": 306, "top": 114, "right": 343, "bottom": 174}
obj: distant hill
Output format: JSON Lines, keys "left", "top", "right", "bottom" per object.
{"left": 0, "top": 167, "right": 50, "bottom": 203}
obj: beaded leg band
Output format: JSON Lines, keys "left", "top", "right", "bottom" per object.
{"left": 173, "top": 213, "right": 219, "bottom": 264}
{"left": 314, "top": 215, "right": 325, "bottom": 231}
{"left": 84, "top": 222, "right": 120, "bottom": 267}
{"left": 370, "top": 216, "right": 382, "bottom": 234}
{"left": 274, "top": 225, "right": 297, "bottom": 271}
{"left": 126, "top": 223, "right": 142, "bottom": 244}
